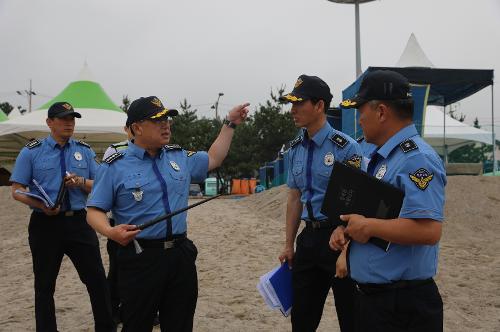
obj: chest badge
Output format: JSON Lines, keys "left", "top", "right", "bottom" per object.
{"left": 375, "top": 164, "right": 387, "bottom": 179}
{"left": 324, "top": 152, "right": 335, "bottom": 166}
{"left": 170, "top": 160, "right": 180, "bottom": 171}
{"left": 132, "top": 187, "right": 143, "bottom": 202}
{"left": 74, "top": 151, "right": 83, "bottom": 161}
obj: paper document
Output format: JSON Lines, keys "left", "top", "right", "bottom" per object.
{"left": 15, "top": 179, "right": 56, "bottom": 208}
{"left": 257, "top": 262, "right": 293, "bottom": 317}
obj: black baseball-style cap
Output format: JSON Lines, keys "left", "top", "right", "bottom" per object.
{"left": 47, "top": 102, "right": 81, "bottom": 118}
{"left": 126, "top": 96, "right": 179, "bottom": 127}
{"left": 279, "top": 75, "right": 333, "bottom": 105}
{"left": 340, "top": 70, "right": 412, "bottom": 109}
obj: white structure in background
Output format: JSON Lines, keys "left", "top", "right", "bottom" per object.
{"left": 7, "top": 106, "right": 23, "bottom": 118}
{"left": 396, "top": 33, "right": 494, "bottom": 162}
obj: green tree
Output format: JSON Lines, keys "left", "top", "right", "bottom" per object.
{"left": 0, "top": 102, "right": 14, "bottom": 115}
{"left": 120, "top": 95, "right": 130, "bottom": 113}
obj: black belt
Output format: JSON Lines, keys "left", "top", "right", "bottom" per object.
{"left": 304, "top": 220, "right": 338, "bottom": 230}
{"left": 356, "top": 278, "right": 434, "bottom": 295}
{"left": 33, "top": 209, "right": 85, "bottom": 217}
{"left": 135, "top": 233, "right": 187, "bottom": 250}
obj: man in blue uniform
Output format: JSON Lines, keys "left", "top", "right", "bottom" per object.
{"left": 278, "top": 75, "right": 362, "bottom": 332}
{"left": 10, "top": 102, "right": 114, "bottom": 332}
{"left": 331, "top": 70, "right": 446, "bottom": 332}
{"left": 87, "top": 96, "right": 249, "bottom": 332}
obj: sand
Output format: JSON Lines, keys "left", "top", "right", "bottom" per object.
{"left": 1, "top": 176, "right": 500, "bottom": 331}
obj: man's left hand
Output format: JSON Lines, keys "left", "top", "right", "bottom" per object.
{"left": 64, "top": 172, "right": 83, "bottom": 188}
{"left": 341, "top": 214, "right": 372, "bottom": 244}
{"left": 226, "top": 103, "right": 250, "bottom": 125}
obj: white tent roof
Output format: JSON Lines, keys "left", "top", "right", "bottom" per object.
{"left": 423, "top": 106, "right": 493, "bottom": 154}
{"left": 396, "top": 33, "right": 434, "bottom": 68}
{"left": 0, "top": 63, "right": 127, "bottom": 160}
{"left": 8, "top": 107, "right": 23, "bottom": 119}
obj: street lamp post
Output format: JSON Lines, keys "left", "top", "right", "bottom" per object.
{"left": 326, "top": 0, "right": 376, "bottom": 78}
{"left": 211, "top": 92, "right": 224, "bottom": 120}
{"left": 16, "top": 79, "right": 37, "bottom": 113}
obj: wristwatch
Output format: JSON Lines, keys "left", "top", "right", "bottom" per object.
{"left": 223, "top": 118, "right": 237, "bottom": 129}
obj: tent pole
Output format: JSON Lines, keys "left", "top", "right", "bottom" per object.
{"left": 443, "top": 105, "right": 447, "bottom": 165}
{"left": 492, "top": 84, "right": 496, "bottom": 175}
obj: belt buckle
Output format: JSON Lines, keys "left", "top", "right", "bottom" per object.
{"left": 64, "top": 211, "right": 74, "bottom": 217}
{"left": 312, "top": 221, "right": 321, "bottom": 229}
{"left": 164, "top": 240, "right": 175, "bottom": 249}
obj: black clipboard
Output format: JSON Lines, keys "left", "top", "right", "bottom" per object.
{"left": 54, "top": 177, "right": 67, "bottom": 208}
{"left": 320, "top": 161, "right": 405, "bottom": 251}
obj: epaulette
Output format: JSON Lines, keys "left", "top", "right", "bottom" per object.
{"left": 163, "top": 144, "right": 182, "bottom": 151}
{"left": 104, "top": 152, "right": 124, "bottom": 164}
{"left": 111, "top": 141, "right": 129, "bottom": 148}
{"left": 399, "top": 139, "right": 418, "bottom": 153}
{"left": 356, "top": 136, "right": 365, "bottom": 143}
{"left": 77, "top": 140, "right": 91, "bottom": 148}
{"left": 25, "top": 139, "right": 41, "bottom": 149}
{"left": 186, "top": 151, "right": 197, "bottom": 157}
{"left": 330, "top": 134, "right": 348, "bottom": 148}
{"left": 289, "top": 135, "right": 303, "bottom": 149}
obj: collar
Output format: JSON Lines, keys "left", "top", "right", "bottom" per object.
{"left": 377, "top": 124, "right": 418, "bottom": 159}
{"left": 128, "top": 141, "right": 164, "bottom": 160}
{"left": 47, "top": 135, "right": 74, "bottom": 149}
{"left": 302, "top": 122, "right": 332, "bottom": 147}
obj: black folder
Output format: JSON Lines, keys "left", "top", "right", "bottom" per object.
{"left": 320, "top": 161, "right": 405, "bottom": 251}
{"left": 54, "top": 177, "right": 67, "bottom": 209}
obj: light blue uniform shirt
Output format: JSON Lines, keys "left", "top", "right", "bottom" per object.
{"left": 10, "top": 135, "right": 97, "bottom": 211}
{"left": 349, "top": 124, "right": 447, "bottom": 284}
{"left": 286, "top": 122, "right": 364, "bottom": 221}
{"left": 87, "top": 141, "right": 209, "bottom": 240}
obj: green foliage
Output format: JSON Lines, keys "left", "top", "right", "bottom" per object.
{"left": 120, "top": 95, "right": 130, "bottom": 113}
{"left": 0, "top": 102, "right": 14, "bottom": 115}
{"left": 170, "top": 88, "right": 297, "bottom": 178}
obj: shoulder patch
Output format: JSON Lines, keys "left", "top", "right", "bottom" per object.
{"left": 289, "top": 135, "right": 303, "bottom": 149}
{"left": 400, "top": 139, "right": 418, "bottom": 153}
{"left": 104, "top": 152, "right": 124, "bottom": 164}
{"left": 77, "top": 140, "right": 91, "bottom": 148}
{"left": 25, "top": 139, "right": 41, "bottom": 149}
{"left": 345, "top": 154, "right": 362, "bottom": 169}
{"left": 163, "top": 144, "right": 182, "bottom": 151}
{"left": 330, "top": 134, "right": 348, "bottom": 148}
{"left": 409, "top": 168, "right": 434, "bottom": 190}
{"left": 111, "top": 141, "right": 129, "bottom": 148}
{"left": 356, "top": 136, "right": 365, "bottom": 143}
{"left": 186, "top": 151, "right": 197, "bottom": 157}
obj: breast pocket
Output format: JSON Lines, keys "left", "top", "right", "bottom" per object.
{"left": 167, "top": 168, "right": 188, "bottom": 196}
{"left": 123, "top": 177, "right": 152, "bottom": 204}
{"left": 316, "top": 165, "right": 333, "bottom": 189}
{"left": 291, "top": 161, "right": 305, "bottom": 189}
{"left": 34, "top": 160, "right": 57, "bottom": 180}
{"left": 70, "top": 159, "right": 89, "bottom": 177}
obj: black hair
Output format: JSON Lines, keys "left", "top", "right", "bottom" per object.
{"left": 310, "top": 98, "right": 331, "bottom": 113}
{"left": 371, "top": 99, "right": 414, "bottom": 120}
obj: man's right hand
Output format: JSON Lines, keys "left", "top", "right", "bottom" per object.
{"left": 329, "top": 226, "right": 349, "bottom": 251}
{"left": 278, "top": 247, "right": 295, "bottom": 268}
{"left": 108, "top": 224, "right": 141, "bottom": 246}
{"left": 42, "top": 205, "right": 60, "bottom": 216}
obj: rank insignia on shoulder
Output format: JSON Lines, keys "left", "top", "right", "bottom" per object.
{"left": 330, "top": 134, "right": 348, "bottom": 148}
{"left": 400, "top": 139, "right": 418, "bottom": 153}
{"left": 104, "top": 152, "right": 124, "bottom": 164}
{"left": 409, "top": 168, "right": 434, "bottom": 190}
{"left": 163, "top": 144, "right": 182, "bottom": 151}
{"left": 356, "top": 136, "right": 365, "bottom": 143}
{"left": 186, "top": 151, "right": 197, "bottom": 157}
{"left": 289, "top": 135, "right": 303, "bottom": 148}
{"left": 346, "top": 154, "right": 362, "bottom": 169}
{"left": 25, "top": 139, "right": 41, "bottom": 149}
{"left": 77, "top": 140, "right": 91, "bottom": 148}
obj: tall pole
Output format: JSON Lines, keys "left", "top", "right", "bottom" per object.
{"left": 443, "top": 105, "right": 447, "bottom": 164}
{"left": 492, "top": 84, "right": 496, "bottom": 175}
{"left": 28, "top": 79, "right": 33, "bottom": 113}
{"left": 354, "top": 1, "right": 362, "bottom": 78}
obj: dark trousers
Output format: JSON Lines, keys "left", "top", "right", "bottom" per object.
{"left": 355, "top": 279, "right": 443, "bottom": 332}
{"left": 28, "top": 211, "right": 114, "bottom": 332}
{"left": 117, "top": 238, "right": 198, "bottom": 332}
{"left": 291, "top": 227, "right": 356, "bottom": 332}
{"left": 106, "top": 238, "right": 120, "bottom": 320}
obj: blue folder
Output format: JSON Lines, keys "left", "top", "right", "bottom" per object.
{"left": 269, "top": 262, "right": 293, "bottom": 316}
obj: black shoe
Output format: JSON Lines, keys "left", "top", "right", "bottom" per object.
{"left": 153, "top": 312, "right": 160, "bottom": 326}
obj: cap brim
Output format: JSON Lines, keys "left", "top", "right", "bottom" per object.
{"left": 53, "top": 110, "right": 82, "bottom": 118}
{"left": 150, "top": 108, "right": 178, "bottom": 120}
{"left": 279, "top": 93, "right": 307, "bottom": 103}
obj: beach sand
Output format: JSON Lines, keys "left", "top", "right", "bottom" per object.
{"left": 1, "top": 176, "right": 499, "bottom": 331}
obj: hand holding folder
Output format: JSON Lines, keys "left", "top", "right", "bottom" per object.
{"left": 15, "top": 178, "right": 67, "bottom": 209}
{"left": 257, "top": 262, "right": 293, "bottom": 317}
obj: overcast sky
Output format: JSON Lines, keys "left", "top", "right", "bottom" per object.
{"left": 1, "top": 0, "right": 499, "bottom": 132}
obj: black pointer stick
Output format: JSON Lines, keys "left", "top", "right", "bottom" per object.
{"left": 135, "top": 194, "right": 222, "bottom": 231}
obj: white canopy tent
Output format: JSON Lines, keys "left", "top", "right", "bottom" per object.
{"left": 0, "top": 63, "right": 127, "bottom": 163}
